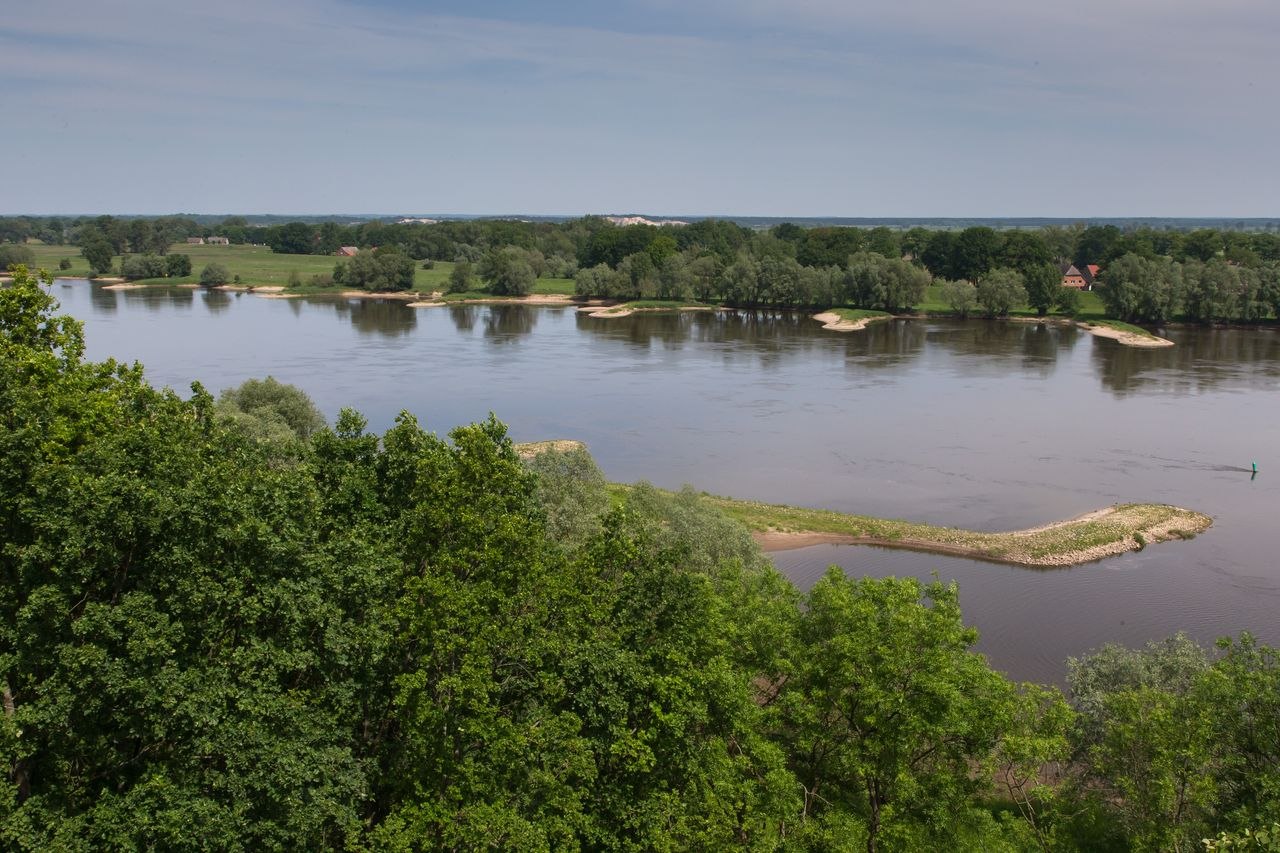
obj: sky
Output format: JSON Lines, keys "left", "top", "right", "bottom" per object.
{"left": 2, "top": 0, "right": 1277, "bottom": 217}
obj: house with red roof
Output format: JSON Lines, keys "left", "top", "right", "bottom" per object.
{"left": 1060, "top": 263, "right": 1099, "bottom": 290}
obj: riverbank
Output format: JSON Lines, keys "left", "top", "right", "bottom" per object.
{"left": 514, "top": 442, "right": 1212, "bottom": 567}
{"left": 1077, "top": 319, "right": 1174, "bottom": 348}
{"left": 710, "top": 497, "right": 1210, "bottom": 566}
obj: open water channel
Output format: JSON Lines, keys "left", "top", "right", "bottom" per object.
{"left": 57, "top": 281, "right": 1280, "bottom": 682}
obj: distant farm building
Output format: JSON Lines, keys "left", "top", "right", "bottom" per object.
{"left": 206, "top": 236, "right": 230, "bottom": 245}
{"left": 186, "top": 237, "right": 205, "bottom": 245}
{"left": 336, "top": 246, "right": 359, "bottom": 256}
{"left": 1061, "top": 263, "right": 1099, "bottom": 290}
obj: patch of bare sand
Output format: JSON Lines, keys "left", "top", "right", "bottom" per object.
{"left": 101, "top": 283, "right": 147, "bottom": 290}
{"left": 813, "top": 311, "right": 890, "bottom": 332}
{"left": 1078, "top": 322, "right": 1173, "bottom": 348}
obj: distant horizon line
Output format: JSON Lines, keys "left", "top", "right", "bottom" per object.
{"left": 7, "top": 212, "right": 1280, "bottom": 223}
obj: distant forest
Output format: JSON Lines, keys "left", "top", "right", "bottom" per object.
{"left": 4, "top": 214, "right": 1280, "bottom": 322}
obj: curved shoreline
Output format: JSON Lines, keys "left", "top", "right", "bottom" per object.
{"left": 1076, "top": 321, "right": 1173, "bottom": 348}
{"left": 721, "top": 500, "right": 1212, "bottom": 567}
{"left": 813, "top": 311, "right": 893, "bottom": 332}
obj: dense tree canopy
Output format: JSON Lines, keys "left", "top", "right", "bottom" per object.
{"left": 1, "top": 265, "right": 1278, "bottom": 849}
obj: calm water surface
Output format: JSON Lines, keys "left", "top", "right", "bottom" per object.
{"left": 59, "top": 282, "right": 1280, "bottom": 682}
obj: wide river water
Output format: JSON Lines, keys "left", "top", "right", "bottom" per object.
{"left": 56, "top": 282, "right": 1280, "bottom": 682}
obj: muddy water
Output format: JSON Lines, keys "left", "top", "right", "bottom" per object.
{"left": 59, "top": 282, "right": 1280, "bottom": 682}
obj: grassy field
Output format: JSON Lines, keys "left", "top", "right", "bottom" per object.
{"left": 17, "top": 244, "right": 1106, "bottom": 318}
{"left": 22, "top": 243, "right": 578, "bottom": 295}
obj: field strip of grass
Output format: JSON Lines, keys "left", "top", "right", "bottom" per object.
{"left": 595, "top": 480, "right": 1211, "bottom": 567}
{"left": 513, "top": 442, "right": 1212, "bottom": 567}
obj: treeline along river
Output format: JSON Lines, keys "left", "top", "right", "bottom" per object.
{"left": 64, "top": 281, "right": 1280, "bottom": 682}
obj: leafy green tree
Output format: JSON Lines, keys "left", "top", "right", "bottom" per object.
{"left": 0, "top": 244, "right": 35, "bottom": 271}
{"left": 1074, "top": 224, "right": 1122, "bottom": 267}
{"left": 341, "top": 247, "right": 416, "bottom": 292}
{"left": 797, "top": 227, "right": 865, "bottom": 268}
{"left": 942, "top": 279, "right": 978, "bottom": 317}
{"left": 216, "top": 376, "right": 326, "bottom": 441}
{"left": 447, "top": 259, "right": 474, "bottom": 293}
{"left": 478, "top": 246, "right": 536, "bottom": 296}
{"left": 975, "top": 267, "right": 1026, "bottom": 317}
{"left": 79, "top": 231, "right": 114, "bottom": 275}
{"left": 1097, "top": 253, "right": 1181, "bottom": 323}
{"left": 119, "top": 254, "right": 169, "bottom": 280}
{"left": 58, "top": 258, "right": 72, "bottom": 271}
{"left": 165, "top": 253, "right": 192, "bottom": 278}
{"left": 1023, "top": 262, "right": 1063, "bottom": 316}
{"left": 199, "top": 262, "right": 231, "bottom": 286}
{"left": 999, "top": 230, "right": 1053, "bottom": 273}
{"left": 269, "top": 221, "right": 317, "bottom": 254}
{"left": 953, "top": 226, "right": 1001, "bottom": 282}
{"left": 777, "top": 572, "right": 1018, "bottom": 852}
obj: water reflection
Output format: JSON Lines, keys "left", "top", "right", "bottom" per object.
{"left": 89, "top": 284, "right": 119, "bottom": 313}
{"left": 923, "top": 319, "right": 1075, "bottom": 378}
{"left": 1094, "top": 326, "right": 1280, "bottom": 396}
{"left": 448, "top": 305, "right": 480, "bottom": 333}
{"left": 330, "top": 298, "right": 418, "bottom": 337}
{"left": 119, "top": 286, "right": 194, "bottom": 310}
{"left": 201, "top": 289, "right": 232, "bottom": 314}
{"left": 483, "top": 305, "right": 539, "bottom": 342}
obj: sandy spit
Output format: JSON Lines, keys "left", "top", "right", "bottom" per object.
{"left": 813, "top": 311, "right": 891, "bottom": 332}
{"left": 1077, "top": 322, "right": 1174, "bottom": 348}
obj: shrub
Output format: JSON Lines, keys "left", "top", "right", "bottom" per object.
{"left": 0, "top": 243, "right": 37, "bottom": 271}
{"left": 120, "top": 254, "right": 169, "bottom": 280}
{"left": 200, "top": 263, "right": 231, "bottom": 286}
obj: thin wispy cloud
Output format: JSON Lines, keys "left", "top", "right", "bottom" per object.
{"left": 1, "top": 0, "right": 1276, "bottom": 215}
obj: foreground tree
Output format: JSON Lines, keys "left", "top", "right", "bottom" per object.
{"left": 975, "top": 268, "right": 1026, "bottom": 317}
{"left": 777, "top": 571, "right": 1026, "bottom": 852}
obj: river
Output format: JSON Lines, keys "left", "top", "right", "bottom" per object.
{"left": 57, "top": 281, "right": 1280, "bottom": 682}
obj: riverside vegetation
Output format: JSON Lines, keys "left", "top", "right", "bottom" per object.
{"left": 7, "top": 216, "right": 1280, "bottom": 327}
{"left": 3, "top": 264, "right": 1278, "bottom": 850}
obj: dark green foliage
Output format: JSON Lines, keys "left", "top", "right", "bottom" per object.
{"left": 216, "top": 376, "right": 327, "bottom": 441}
{"left": 268, "top": 221, "right": 317, "bottom": 254}
{"left": 199, "top": 262, "right": 230, "bottom": 286}
{"left": 79, "top": 231, "right": 114, "bottom": 275}
{"left": 0, "top": 244, "right": 35, "bottom": 271}
{"left": 1023, "top": 262, "right": 1063, "bottom": 316}
{"left": 478, "top": 246, "right": 536, "bottom": 296}
{"left": 166, "top": 253, "right": 192, "bottom": 278}
{"left": 446, "top": 258, "right": 474, "bottom": 293}
{"left": 119, "top": 253, "right": 169, "bottom": 280}
{"left": 337, "top": 247, "right": 416, "bottom": 292}
{"left": 976, "top": 267, "right": 1027, "bottom": 317}
{"left": 3, "top": 265, "right": 1278, "bottom": 850}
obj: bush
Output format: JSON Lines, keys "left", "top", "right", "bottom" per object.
{"left": 941, "top": 279, "right": 977, "bottom": 317}
{"left": 166, "top": 253, "right": 192, "bottom": 277}
{"left": 447, "top": 260, "right": 474, "bottom": 293}
{"left": 421, "top": 259, "right": 435, "bottom": 270}
{"left": 200, "top": 262, "right": 231, "bottom": 286}
{"left": 0, "top": 243, "right": 36, "bottom": 271}
{"left": 58, "top": 257, "right": 72, "bottom": 271}
{"left": 120, "top": 254, "right": 169, "bottom": 281}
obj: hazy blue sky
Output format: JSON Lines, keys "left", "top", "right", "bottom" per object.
{"left": 3, "top": 0, "right": 1277, "bottom": 216}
